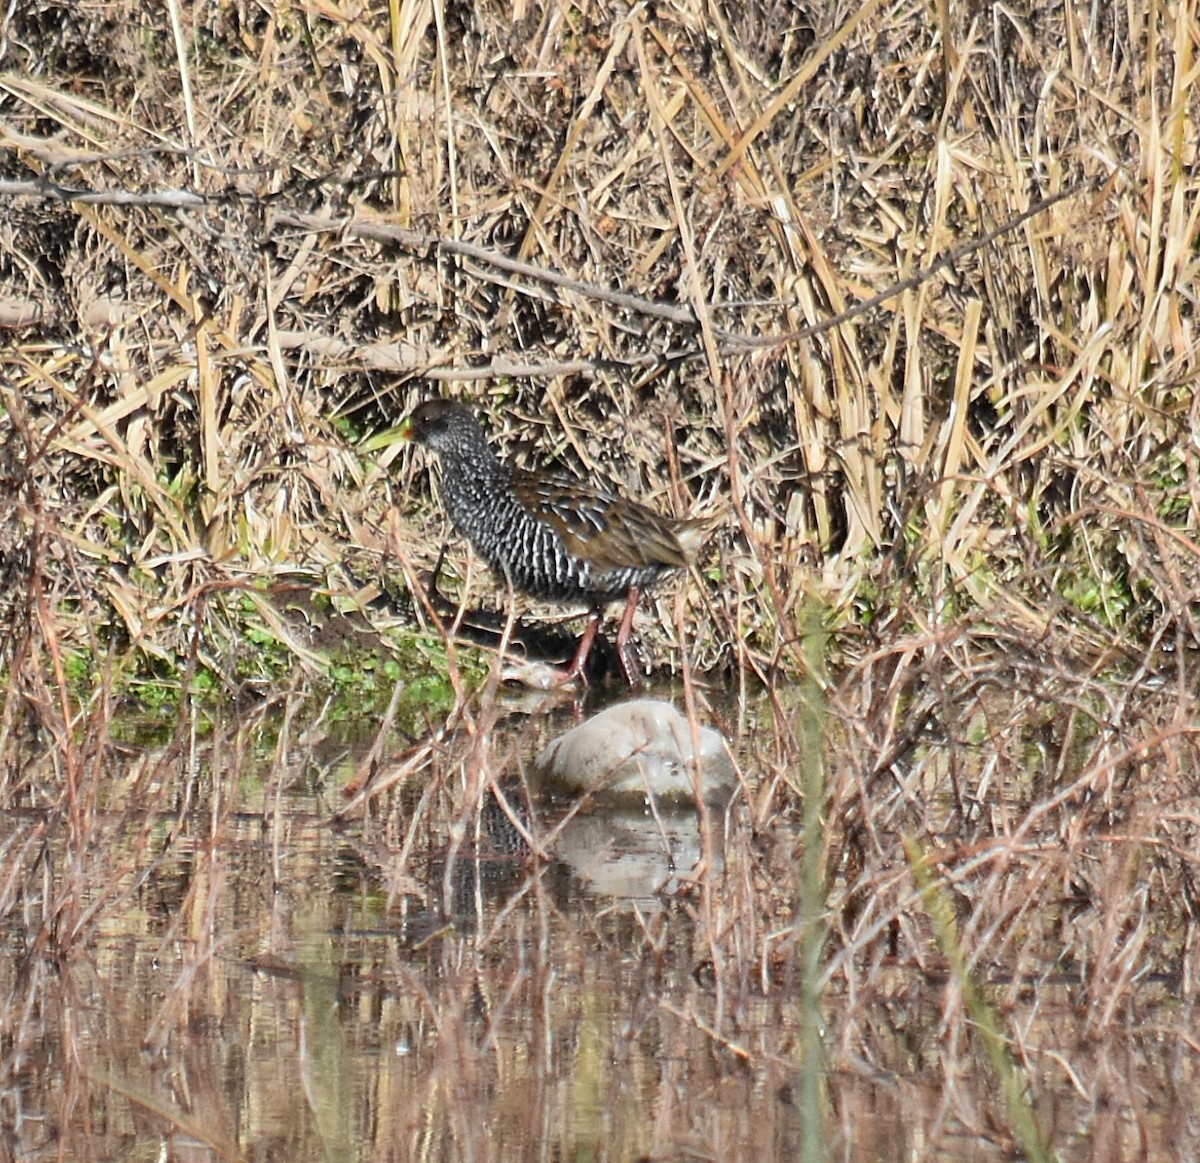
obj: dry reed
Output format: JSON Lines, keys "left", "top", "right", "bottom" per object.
{"left": 1, "top": 0, "right": 1199, "bottom": 1157}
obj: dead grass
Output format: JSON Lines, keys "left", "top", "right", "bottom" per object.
{"left": 2, "top": 0, "right": 1197, "bottom": 688}
{"left": 1, "top": 0, "right": 1199, "bottom": 1157}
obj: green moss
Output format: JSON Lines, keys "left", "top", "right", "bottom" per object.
{"left": 321, "top": 629, "right": 488, "bottom": 732}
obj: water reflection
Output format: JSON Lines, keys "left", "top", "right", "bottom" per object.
{"left": 1, "top": 679, "right": 1194, "bottom": 1161}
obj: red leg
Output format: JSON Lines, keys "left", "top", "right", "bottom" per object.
{"left": 614, "top": 587, "right": 643, "bottom": 686}
{"left": 557, "top": 608, "right": 602, "bottom": 685}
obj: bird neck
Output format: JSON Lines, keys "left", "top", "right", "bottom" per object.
{"left": 439, "top": 435, "right": 510, "bottom": 490}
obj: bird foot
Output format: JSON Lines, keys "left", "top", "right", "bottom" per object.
{"left": 500, "top": 658, "right": 587, "bottom": 691}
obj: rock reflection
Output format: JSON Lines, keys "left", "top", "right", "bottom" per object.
{"left": 548, "top": 808, "right": 721, "bottom": 902}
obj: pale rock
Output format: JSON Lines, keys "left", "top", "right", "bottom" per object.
{"left": 534, "top": 698, "right": 735, "bottom": 807}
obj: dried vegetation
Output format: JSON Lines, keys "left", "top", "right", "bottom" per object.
{"left": 1, "top": 0, "right": 1200, "bottom": 1158}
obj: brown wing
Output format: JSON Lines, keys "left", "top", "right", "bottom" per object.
{"left": 512, "top": 470, "right": 695, "bottom": 571}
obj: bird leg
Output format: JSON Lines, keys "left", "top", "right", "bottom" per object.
{"left": 555, "top": 608, "right": 602, "bottom": 686}
{"left": 614, "top": 586, "right": 643, "bottom": 687}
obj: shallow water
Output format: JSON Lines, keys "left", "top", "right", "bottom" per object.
{"left": 1, "top": 683, "right": 1194, "bottom": 1161}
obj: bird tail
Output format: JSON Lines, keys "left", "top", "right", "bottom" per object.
{"left": 675, "top": 509, "right": 726, "bottom": 563}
